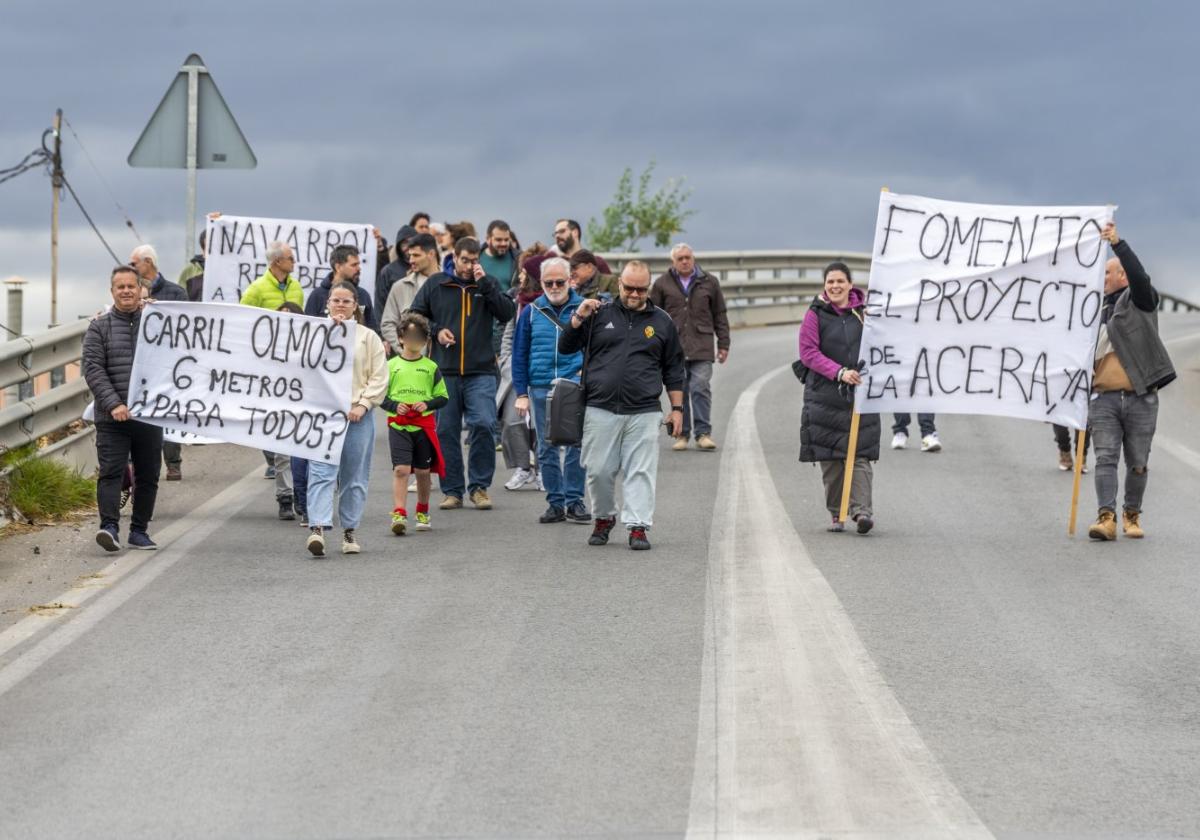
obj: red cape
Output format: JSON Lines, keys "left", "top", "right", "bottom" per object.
{"left": 387, "top": 410, "right": 446, "bottom": 478}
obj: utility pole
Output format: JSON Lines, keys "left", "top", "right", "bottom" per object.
{"left": 49, "top": 109, "right": 65, "bottom": 388}
{"left": 50, "top": 108, "right": 62, "bottom": 330}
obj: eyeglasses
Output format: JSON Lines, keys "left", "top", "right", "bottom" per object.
{"left": 543, "top": 280, "right": 567, "bottom": 288}
{"left": 457, "top": 257, "right": 480, "bottom": 266}
{"left": 620, "top": 284, "right": 649, "bottom": 295}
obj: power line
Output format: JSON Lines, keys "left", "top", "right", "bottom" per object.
{"left": 59, "top": 173, "right": 122, "bottom": 264}
{"left": 62, "top": 116, "right": 143, "bottom": 243}
{"left": 0, "top": 148, "right": 49, "bottom": 185}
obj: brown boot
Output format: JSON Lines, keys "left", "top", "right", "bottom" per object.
{"left": 1088, "top": 509, "right": 1117, "bottom": 541}
{"left": 1122, "top": 508, "right": 1144, "bottom": 539}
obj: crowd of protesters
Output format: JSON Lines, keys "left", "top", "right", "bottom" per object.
{"left": 82, "top": 212, "right": 1171, "bottom": 557}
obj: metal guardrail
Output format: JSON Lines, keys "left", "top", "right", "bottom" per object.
{"left": 601, "top": 250, "right": 874, "bottom": 329}
{"left": 0, "top": 319, "right": 94, "bottom": 473}
{"left": 1159, "top": 293, "right": 1200, "bottom": 313}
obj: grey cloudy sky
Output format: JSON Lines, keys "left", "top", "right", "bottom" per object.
{"left": 3, "top": 0, "right": 1199, "bottom": 330}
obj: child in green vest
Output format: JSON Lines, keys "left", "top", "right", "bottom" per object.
{"left": 383, "top": 313, "right": 449, "bottom": 534}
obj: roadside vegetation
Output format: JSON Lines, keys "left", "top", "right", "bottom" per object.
{"left": 0, "top": 444, "right": 95, "bottom": 526}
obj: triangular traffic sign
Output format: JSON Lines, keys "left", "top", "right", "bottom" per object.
{"left": 128, "top": 54, "right": 256, "bottom": 170}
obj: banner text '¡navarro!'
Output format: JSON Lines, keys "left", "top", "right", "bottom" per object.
{"left": 250, "top": 313, "right": 349, "bottom": 373}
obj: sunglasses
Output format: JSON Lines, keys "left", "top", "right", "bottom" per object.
{"left": 543, "top": 280, "right": 567, "bottom": 288}
{"left": 620, "top": 284, "right": 650, "bottom": 295}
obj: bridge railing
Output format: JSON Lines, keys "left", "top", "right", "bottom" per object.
{"left": 600, "top": 250, "right": 874, "bottom": 328}
{"left": 0, "top": 319, "right": 95, "bottom": 473}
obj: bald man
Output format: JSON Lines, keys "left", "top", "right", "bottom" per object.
{"left": 1086, "top": 222, "right": 1176, "bottom": 541}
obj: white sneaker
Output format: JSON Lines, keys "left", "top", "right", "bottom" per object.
{"left": 891, "top": 432, "right": 908, "bottom": 450}
{"left": 505, "top": 467, "right": 535, "bottom": 491}
{"left": 921, "top": 433, "right": 942, "bottom": 452}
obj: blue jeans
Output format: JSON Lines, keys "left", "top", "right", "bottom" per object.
{"left": 681, "top": 360, "right": 714, "bottom": 439}
{"left": 1089, "top": 390, "right": 1158, "bottom": 513}
{"left": 306, "top": 409, "right": 375, "bottom": 530}
{"left": 437, "top": 374, "right": 498, "bottom": 498}
{"left": 530, "top": 384, "right": 585, "bottom": 508}
{"left": 291, "top": 458, "right": 309, "bottom": 515}
{"left": 892, "top": 413, "right": 937, "bottom": 436}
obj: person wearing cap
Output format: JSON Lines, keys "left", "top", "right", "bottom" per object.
{"left": 649, "top": 242, "right": 730, "bottom": 452}
{"left": 375, "top": 224, "right": 418, "bottom": 320}
{"left": 569, "top": 250, "right": 619, "bottom": 300}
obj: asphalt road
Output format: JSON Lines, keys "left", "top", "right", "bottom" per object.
{"left": 1, "top": 315, "right": 1198, "bottom": 839}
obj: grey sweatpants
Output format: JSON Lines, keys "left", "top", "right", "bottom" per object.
{"left": 819, "top": 457, "right": 873, "bottom": 520}
{"left": 581, "top": 407, "right": 661, "bottom": 530}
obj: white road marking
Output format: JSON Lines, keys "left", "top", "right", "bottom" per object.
{"left": 687, "top": 364, "right": 993, "bottom": 838}
{"left": 0, "top": 464, "right": 264, "bottom": 698}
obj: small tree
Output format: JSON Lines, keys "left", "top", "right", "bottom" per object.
{"left": 587, "top": 161, "right": 695, "bottom": 253}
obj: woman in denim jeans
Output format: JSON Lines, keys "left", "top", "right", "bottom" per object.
{"left": 305, "top": 282, "right": 388, "bottom": 557}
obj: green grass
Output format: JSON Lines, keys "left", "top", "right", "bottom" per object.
{"left": 1, "top": 446, "right": 96, "bottom": 521}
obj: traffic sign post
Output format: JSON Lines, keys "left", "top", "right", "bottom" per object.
{"left": 128, "top": 54, "right": 256, "bottom": 266}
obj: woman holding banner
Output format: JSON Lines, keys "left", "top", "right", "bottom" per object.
{"left": 797, "top": 262, "right": 880, "bottom": 534}
{"left": 306, "top": 282, "right": 388, "bottom": 557}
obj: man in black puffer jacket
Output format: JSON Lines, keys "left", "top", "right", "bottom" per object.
{"left": 82, "top": 266, "right": 163, "bottom": 552}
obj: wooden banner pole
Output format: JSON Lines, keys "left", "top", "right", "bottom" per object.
{"left": 839, "top": 412, "right": 861, "bottom": 523}
{"left": 1067, "top": 428, "right": 1088, "bottom": 536}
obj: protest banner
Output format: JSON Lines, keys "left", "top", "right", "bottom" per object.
{"left": 203, "top": 214, "right": 376, "bottom": 303}
{"left": 855, "top": 192, "right": 1113, "bottom": 430}
{"left": 83, "top": 401, "right": 222, "bottom": 445}
{"left": 127, "top": 301, "right": 355, "bottom": 464}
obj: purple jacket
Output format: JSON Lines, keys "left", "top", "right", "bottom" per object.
{"left": 798, "top": 287, "right": 865, "bottom": 381}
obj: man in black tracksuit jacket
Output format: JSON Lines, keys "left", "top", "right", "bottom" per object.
{"left": 408, "top": 237, "right": 516, "bottom": 508}
{"left": 558, "top": 260, "right": 686, "bottom": 550}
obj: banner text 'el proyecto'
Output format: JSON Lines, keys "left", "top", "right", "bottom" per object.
{"left": 855, "top": 193, "right": 1112, "bottom": 429}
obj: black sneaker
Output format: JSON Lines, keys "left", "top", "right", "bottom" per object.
{"left": 629, "top": 527, "right": 651, "bottom": 550}
{"left": 565, "top": 502, "right": 592, "bottom": 524}
{"left": 127, "top": 530, "right": 158, "bottom": 550}
{"left": 539, "top": 505, "right": 566, "bottom": 524}
{"left": 95, "top": 525, "right": 121, "bottom": 552}
{"left": 278, "top": 499, "right": 295, "bottom": 521}
{"left": 588, "top": 517, "right": 616, "bottom": 546}
{"left": 855, "top": 515, "right": 874, "bottom": 535}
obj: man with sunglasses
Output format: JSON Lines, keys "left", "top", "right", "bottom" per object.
{"left": 512, "top": 257, "right": 589, "bottom": 524}
{"left": 558, "top": 261, "right": 686, "bottom": 550}
{"left": 409, "top": 236, "right": 516, "bottom": 510}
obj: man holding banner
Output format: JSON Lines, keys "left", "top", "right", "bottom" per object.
{"left": 1086, "top": 223, "right": 1176, "bottom": 541}
{"left": 856, "top": 192, "right": 1115, "bottom": 536}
